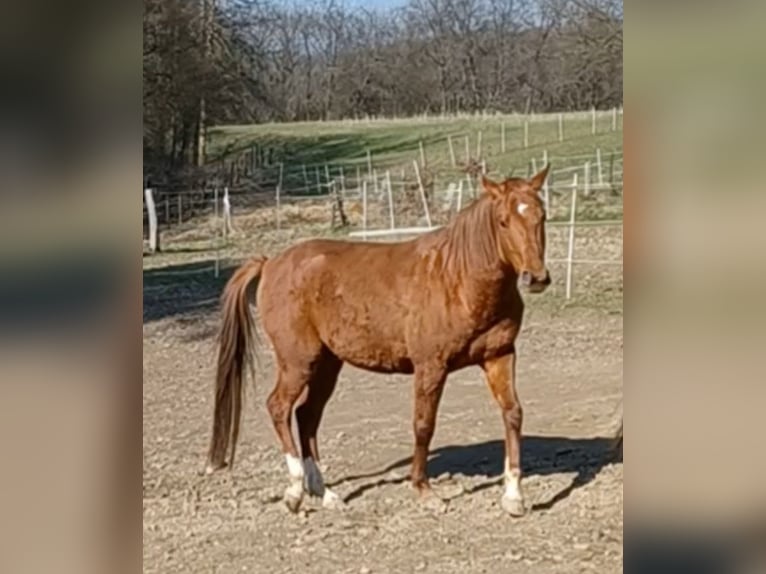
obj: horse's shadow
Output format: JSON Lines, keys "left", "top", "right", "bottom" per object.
{"left": 330, "top": 435, "right": 621, "bottom": 511}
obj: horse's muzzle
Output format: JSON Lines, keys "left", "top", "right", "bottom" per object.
{"left": 520, "top": 270, "right": 551, "bottom": 293}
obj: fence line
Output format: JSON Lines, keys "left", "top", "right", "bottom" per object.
{"left": 206, "top": 109, "right": 623, "bottom": 185}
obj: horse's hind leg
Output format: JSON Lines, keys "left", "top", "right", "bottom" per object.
{"left": 266, "top": 362, "right": 314, "bottom": 513}
{"left": 410, "top": 364, "right": 448, "bottom": 501}
{"left": 295, "top": 350, "right": 344, "bottom": 508}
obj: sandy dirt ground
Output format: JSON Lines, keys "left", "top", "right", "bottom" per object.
{"left": 143, "top": 259, "right": 623, "bottom": 574}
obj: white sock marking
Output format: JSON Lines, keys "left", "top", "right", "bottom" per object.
{"left": 503, "top": 457, "right": 523, "bottom": 501}
{"left": 285, "top": 453, "right": 304, "bottom": 480}
{"left": 284, "top": 453, "right": 305, "bottom": 502}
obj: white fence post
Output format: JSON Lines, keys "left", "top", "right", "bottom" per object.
{"left": 223, "top": 186, "right": 232, "bottom": 238}
{"left": 464, "top": 135, "right": 470, "bottom": 163}
{"left": 144, "top": 188, "right": 159, "bottom": 253}
{"left": 419, "top": 140, "right": 427, "bottom": 167}
{"left": 366, "top": 149, "right": 372, "bottom": 179}
{"left": 596, "top": 148, "right": 604, "bottom": 186}
{"left": 612, "top": 107, "right": 618, "bottom": 131}
{"left": 476, "top": 130, "right": 482, "bottom": 159}
{"left": 565, "top": 173, "right": 578, "bottom": 300}
{"left": 542, "top": 150, "right": 550, "bottom": 213}
{"left": 362, "top": 180, "right": 368, "bottom": 240}
{"left": 386, "top": 170, "right": 395, "bottom": 230}
{"left": 448, "top": 135, "right": 456, "bottom": 167}
{"left": 413, "top": 160, "right": 432, "bottom": 228}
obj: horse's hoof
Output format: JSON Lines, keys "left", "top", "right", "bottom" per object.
{"left": 284, "top": 486, "right": 304, "bottom": 513}
{"left": 204, "top": 461, "right": 227, "bottom": 475}
{"left": 501, "top": 495, "right": 527, "bottom": 517}
{"left": 322, "top": 489, "right": 346, "bottom": 510}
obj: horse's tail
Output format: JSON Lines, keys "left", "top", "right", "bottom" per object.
{"left": 207, "top": 256, "right": 267, "bottom": 473}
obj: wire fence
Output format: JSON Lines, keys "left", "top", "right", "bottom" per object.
{"left": 143, "top": 149, "right": 622, "bottom": 298}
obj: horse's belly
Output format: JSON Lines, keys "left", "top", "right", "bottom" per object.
{"left": 321, "top": 321, "right": 413, "bottom": 374}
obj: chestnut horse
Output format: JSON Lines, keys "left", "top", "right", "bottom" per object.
{"left": 207, "top": 166, "right": 552, "bottom": 516}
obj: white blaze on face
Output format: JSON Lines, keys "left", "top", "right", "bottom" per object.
{"left": 517, "top": 202, "right": 529, "bottom": 216}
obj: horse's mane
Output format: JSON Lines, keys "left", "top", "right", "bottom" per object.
{"left": 420, "top": 195, "right": 502, "bottom": 278}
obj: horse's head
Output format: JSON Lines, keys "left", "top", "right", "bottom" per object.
{"left": 481, "top": 166, "right": 551, "bottom": 293}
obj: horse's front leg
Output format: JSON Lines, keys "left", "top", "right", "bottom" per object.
{"left": 482, "top": 353, "right": 526, "bottom": 516}
{"left": 410, "top": 364, "right": 447, "bottom": 499}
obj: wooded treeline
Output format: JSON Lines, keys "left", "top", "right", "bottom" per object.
{"left": 143, "top": 0, "right": 622, "bottom": 176}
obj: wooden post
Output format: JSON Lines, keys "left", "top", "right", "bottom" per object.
{"left": 456, "top": 179, "right": 464, "bottom": 212}
{"left": 330, "top": 181, "right": 347, "bottom": 228}
{"left": 385, "top": 170, "right": 395, "bottom": 229}
{"left": 413, "top": 160, "right": 432, "bottom": 228}
{"left": 214, "top": 187, "right": 219, "bottom": 219}
{"left": 566, "top": 173, "right": 578, "bottom": 299}
{"left": 501, "top": 122, "right": 506, "bottom": 153}
{"left": 419, "top": 140, "right": 426, "bottom": 168}
{"left": 144, "top": 188, "right": 159, "bottom": 253}
{"left": 315, "top": 166, "right": 322, "bottom": 194}
{"left": 466, "top": 173, "right": 475, "bottom": 198}
{"left": 558, "top": 113, "right": 564, "bottom": 142}
{"left": 612, "top": 107, "right": 617, "bottom": 131}
{"left": 523, "top": 121, "right": 529, "bottom": 148}
{"left": 338, "top": 166, "right": 346, "bottom": 197}
{"left": 373, "top": 169, "right": 379, "bottom": 199}
{"left": 531, "top": 157, "right": 537, "bottom": 175}
{"left": 464, "top": 135, "right": 470, "bottom": 163}
{"left": 177, "top": 194, "right": 182, "bottom": 225}
{"left": 302, "top": 164, "right": 309, "bottom": 192}
{"left": 278, "top": 161, "right": 284, "bottom": 189}
{"left": 448, "top": 135, "right": 456, "bottom": 167}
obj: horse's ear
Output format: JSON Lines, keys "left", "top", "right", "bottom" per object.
{"left": 529, "top": 164, "right": 551, "bottom": 191}
{"left": 481, "top": 176, "right": 505, "bottom": 199}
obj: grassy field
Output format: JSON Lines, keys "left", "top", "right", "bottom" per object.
{"left": 208, "top": 112, "right": 622, "bottom": 192}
